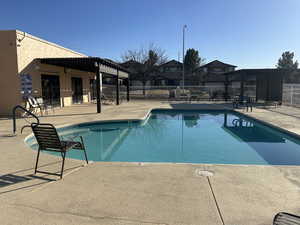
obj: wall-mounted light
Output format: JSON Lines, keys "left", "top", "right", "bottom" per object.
{"left": 16, "top": 31, "right": 26, "bottom": 47}
{"left": 64, "top": 68, "right": 70, "bottom": 73}
{"left": 35, "top": 65, "right": 40, "bottom": 71}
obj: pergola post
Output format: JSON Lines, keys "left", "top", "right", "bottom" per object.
{"left": 255, "top": 76, "right": 258, "bottom": 102}
{"left": 266, "top": 74, "right": 270, "bottom": 101}
{"left": 116, "top": 69, "right": 120, "bottom": 105}
{"left": 95, "top": 62, "right": 102, "bottom": 113}
{"left": 224, "top": 75, "right": 229, "bottom": 102}
{"left": 240, "top": 73, "right": 244, "bottom": 103}
{"left": 126, "top": 78, "right": 130, "bottom": 102}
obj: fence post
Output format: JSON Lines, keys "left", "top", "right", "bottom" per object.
{"left": 290, "top": 85, "right": 293, "bottom": 105}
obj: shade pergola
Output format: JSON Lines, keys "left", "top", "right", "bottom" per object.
{"left": 224, "top": 69, "right": 290, "bottom": 102}
{"left": 39, "top": 57, "right": 130, "bottom": 113}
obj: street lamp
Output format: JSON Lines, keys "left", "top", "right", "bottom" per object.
{"left": 182, "top": 25, "right": 187, "bottom": 93}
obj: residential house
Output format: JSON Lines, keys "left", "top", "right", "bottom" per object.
{"left": 194, "top": 60, "right": 237, "bottom": 86}
{"left": 122, "top": 59, "right": 237, "bottom": 87}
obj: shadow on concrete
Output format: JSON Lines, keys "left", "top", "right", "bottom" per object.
{"left": 0, "top": 161, "right": 82, "bottom": 195}
{"left": 0, "top": 174, "right": 32, "bottom": 187}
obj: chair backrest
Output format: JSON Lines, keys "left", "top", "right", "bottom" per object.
{"left": 28, "top": 96, "right": 39, "bottom": 107}
{"left": 274, "top": 212, "right": 300, "bottom": 225}
{"left": 31, "top": 123, "right": 62, "bottom": 151}
{"left": 36, "top": 97, "right": 44, "bottom": 105}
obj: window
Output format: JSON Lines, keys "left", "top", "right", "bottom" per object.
{"left": 213, "top": 68, "right": 223, "bottom": 72}
{"left": 170, "top": 67, "right": 177, "bottom": 72}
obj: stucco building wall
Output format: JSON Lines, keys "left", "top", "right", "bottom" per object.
{"left": 0, "top": 30, "right": 20, "bottom": 115}
{"left": 0, "top": 30, "right": 97, "bottom": 115}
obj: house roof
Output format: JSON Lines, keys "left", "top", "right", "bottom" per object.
{"left": 159, "top": 60, "right": 182, "bottom": 67}
{"left": 199, "top": 60, "right": 237, "bottom": 68}
{"left": 120, "top": 60, "right": 144, "bottom": 74}
{"left": 120, "top": 60, "right": 143, "bottom": 67}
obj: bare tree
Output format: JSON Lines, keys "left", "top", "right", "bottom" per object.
{"left": 121, "top": 49, "right": 146, "bottom": 64}
{"left": 121, "top": 44, "right": 168, "bottom": 95}
{"left": 121, "top": 43, "right": 168, "bottom": 65}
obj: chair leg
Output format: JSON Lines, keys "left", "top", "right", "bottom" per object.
{"left": 34, "top": 148, "right": 41, "bottom": 174}
{"left": 39, "top": 107, "right": 43, "bottom": 116}
{"left": 83, "top": 148, "right": 88, "bottom": 164}
{"left": 60, "top": 152, "right": 66, "bottom": 179}
{"left": 80, "top": 136, "right": 88, "bottom": 164}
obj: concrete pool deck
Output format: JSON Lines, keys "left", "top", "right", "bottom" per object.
{"left": 1, "top": 101, "right": 300, "bottom": 225}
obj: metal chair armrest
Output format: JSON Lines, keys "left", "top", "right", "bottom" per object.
{"left": 66, "top": 135, "right": 85, "bottom": 145}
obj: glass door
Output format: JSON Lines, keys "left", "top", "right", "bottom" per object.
{"left": 72, "top": 77, "right": 83, "bottom": 104}
{"left": 90, "top": 79, "right": 97, "bottom": 101}
{"left": 41, "top": 74, "right": 61, "bottom": 106}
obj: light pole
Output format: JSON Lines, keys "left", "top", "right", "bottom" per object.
{"left": 182, "top": 25, "right": 187, "bottom": 93}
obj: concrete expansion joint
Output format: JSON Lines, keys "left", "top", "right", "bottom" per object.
{"left": 10, "top": 203, "right": 171, "bottom": 225}
{"left": 207, "top": 177, "right": 225, "bottom": 225}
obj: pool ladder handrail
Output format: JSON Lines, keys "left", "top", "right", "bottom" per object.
{"left": 12, "top": 105, "right": 40, "bottom": 134}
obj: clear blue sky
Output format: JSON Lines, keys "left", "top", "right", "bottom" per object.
{"left": 1, "top": 0, "right": 299, "bottom": 69}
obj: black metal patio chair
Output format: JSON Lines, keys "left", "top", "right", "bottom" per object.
{"left": 31, "top": 123, "right": 88, "bottom": 179}
{"left": 27, "top": 96, "right": 44, "bottom": 115}
{"left": 232, "top": 96, "right": 255, "bottom": 112}
{"left": 273, "top": 212, "right": 300, "bottom": 224}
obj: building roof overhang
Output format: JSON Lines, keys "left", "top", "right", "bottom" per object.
{"left": 223, "top": 69, "right": 295, "bottom": 81}
{"left": 39, "top": 57, "right": 129, "bottom": 79}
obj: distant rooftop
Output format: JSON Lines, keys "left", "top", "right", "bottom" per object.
{"left": 200, "top": 60, "right": 237, "bottom": 68}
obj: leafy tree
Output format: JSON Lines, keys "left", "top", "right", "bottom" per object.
{"left": 184, "top": 48, "right": 205, "bottom": 73}
{"left": 276, "top": 51, "right": 298, "bottom": 69}
{"left": 145, "top": 50, "right": 159, "bottom": 68}
{"left": 121, "top": 44, "right": 168, "bottom": 95}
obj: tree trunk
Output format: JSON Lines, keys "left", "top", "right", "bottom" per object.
{"left": 142, "top": 73, "right": 147, "bottom": 97}
{"left": 142, "top": 80, "right": 146, "bottom": 97}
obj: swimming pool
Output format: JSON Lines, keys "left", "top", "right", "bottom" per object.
{"left": 26, "top": 109, "right": 300, "bottom": 165}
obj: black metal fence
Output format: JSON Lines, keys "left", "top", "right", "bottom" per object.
{"left": 129, "top": 85, "right": 256, "bottom": 100}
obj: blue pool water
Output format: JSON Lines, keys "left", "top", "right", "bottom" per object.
{"left": 26, "top": 110, "right": 300, "bottom": 165}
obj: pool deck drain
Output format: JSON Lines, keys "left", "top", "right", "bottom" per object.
{"left": 195, "top": 168, "right": 214, "bottom": 177}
